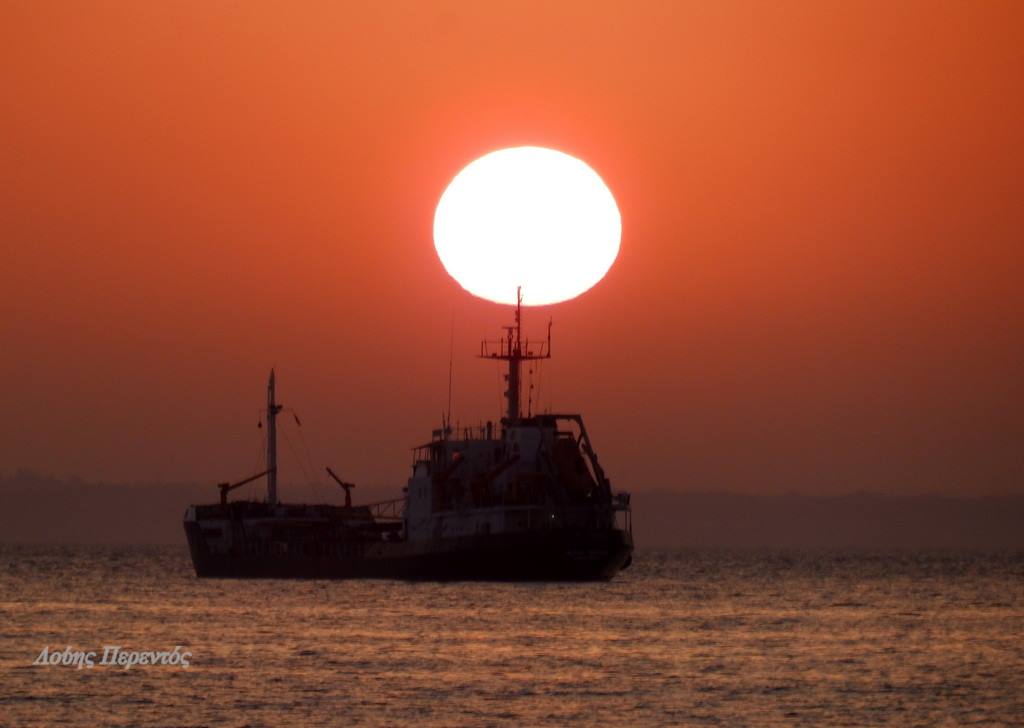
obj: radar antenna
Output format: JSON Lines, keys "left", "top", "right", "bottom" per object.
{"left": 479, "top": 287, "right": 552, "bottom": 423}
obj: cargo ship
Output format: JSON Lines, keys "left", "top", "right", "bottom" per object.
{"left": 183, "top": 292, "right": 633, "bottom": 580}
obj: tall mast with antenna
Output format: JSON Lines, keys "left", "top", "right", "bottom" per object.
{"left": 266, "top": 369, "right": 282, "bottom": 505}
{"left": 479, "top": 287, "right": 551, "bottom": 424}
{"left": 446, "top": 308, "right": 455, "bottom": 434}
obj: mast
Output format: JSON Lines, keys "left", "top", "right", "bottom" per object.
{"left": 479, "top": 287, "right": 551, "bottom": 423}
{"left": 266, "top": 369, "right": 282, "bottom": 505}
{"left": 507, "top": 297, "right": 521, "bottom": 422}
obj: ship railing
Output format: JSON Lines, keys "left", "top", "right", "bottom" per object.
{"left": 433, "top": 503, "right": 630, "bottom": 534}
{"left": 479, "top": 338, "right": 550, "bottom": 359}
{"left": 523, "top": 505, "right": 626, "bottom": 534}
{"left": 364, "top": 497, "right": 406, "bottom": 521}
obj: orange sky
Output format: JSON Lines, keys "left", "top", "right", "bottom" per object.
{"left": 2, "top": 1, "right": 1021, "bottom": 496}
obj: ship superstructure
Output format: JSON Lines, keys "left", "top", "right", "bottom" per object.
{"left": 184, "top": 293, "right": 633, "bottom": 580}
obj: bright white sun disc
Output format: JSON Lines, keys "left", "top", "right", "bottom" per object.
{"left": 433, "top": 146, "right": 621, "bottom": 306}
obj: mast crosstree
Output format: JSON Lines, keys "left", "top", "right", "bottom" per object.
{"left": 479, "top": 287, "right": 552, "bottom": 423}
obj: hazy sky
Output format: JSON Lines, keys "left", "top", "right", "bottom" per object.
{"left": 2, "top": 1, "right": 1021, "bottom": 496}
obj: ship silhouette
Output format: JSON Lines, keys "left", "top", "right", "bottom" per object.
{"left": 184, "top": 291, "right": 633, "bottom": 580}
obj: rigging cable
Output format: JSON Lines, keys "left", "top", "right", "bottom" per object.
{"left": 292, "top": 409, "right": 328, "bottom": 501}
{"left": 447, "top": 306, "right": 455, "bottom": 428}
{"left": 252, "top": 409, "right": 267, "bottom": 501}
{"left": 527, "top": 364, "right": 534, "bottom": 418}
{"left": 535, "top": 359, "right": 544, "bottom": 414}
{"left": 497, "top": 360, "right": 504, "bottom": 422}
{"left": 280, "top": 420, "right": 323, "bottom": 502}
{"left": 546, "top": 354, "right": 554, "bottom": 413}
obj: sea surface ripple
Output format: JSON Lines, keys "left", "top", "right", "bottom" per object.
{"left": 0, "top": 546, "right": 1021, "bottom": 726}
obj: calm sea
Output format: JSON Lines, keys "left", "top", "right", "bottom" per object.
{"left": 1, "top": 546, "right": 1021, "bottom": 726}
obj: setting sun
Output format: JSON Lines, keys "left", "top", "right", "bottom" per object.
{"left": 433, "top": 146, "right": 621, "bottom": 306}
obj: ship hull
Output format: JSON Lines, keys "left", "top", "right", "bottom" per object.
{"left": 185, "top": 522, "right": 632, "bottom": 581}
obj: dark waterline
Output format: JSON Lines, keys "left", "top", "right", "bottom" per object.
{"left": 2, "top": 545, "right": 1022, "bottom": 726}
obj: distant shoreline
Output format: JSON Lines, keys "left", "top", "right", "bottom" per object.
{"left": 2, "top": 473, "right": 1022, "bottom": 549}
